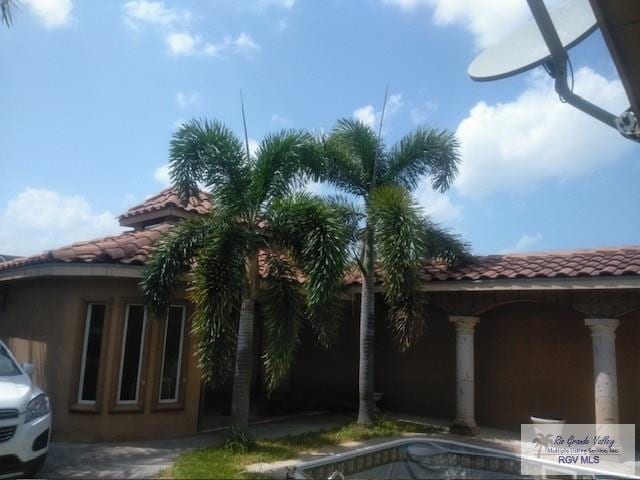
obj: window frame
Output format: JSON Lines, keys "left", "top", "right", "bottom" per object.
{"left": 70, "top": 299, "right": 111, "bottom": 413}
{"left": 158, "top": 305, "right": 185, "bottom": 403}
{"left": 110, "top": 301, "right": 150, "bottom": 413}
{"left": 152, "top": 302, "right": 190, "bottom": 411}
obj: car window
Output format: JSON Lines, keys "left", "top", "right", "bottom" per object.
{"left": 0, "top": 345, "right": 21, "bottom": 376}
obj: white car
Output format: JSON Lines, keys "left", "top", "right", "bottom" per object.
{"left": 0, "top": 341, "right": 51, "bottom": 478}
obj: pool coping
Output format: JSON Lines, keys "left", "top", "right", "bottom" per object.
{"left": 245, "top": 430, "right": 639, "bottom": 479}
{"left": 291, "top": 436, "right": 639, "bottom": 479}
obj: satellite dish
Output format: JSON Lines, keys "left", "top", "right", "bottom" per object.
{"left": 468, "top": 0, "right": 597, "bottom": 82}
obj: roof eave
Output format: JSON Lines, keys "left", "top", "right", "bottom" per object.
{"left": 118, "top": 206, "right": 197, "bottom": 228}
{"left": 346, "top": 275, "right": 640, "bottom": 293}
{"left": 0, "top": 263, "right": 146, "bottom": 282}
{"left": 590, "top": 0, "right": 640, "bottom": 117}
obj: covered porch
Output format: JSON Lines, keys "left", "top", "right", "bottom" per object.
{"left": 290, "top": 248, "right": 640, "bottom": 437}
{"left": 430, "top": 282, "right": 640, "bottom": 435}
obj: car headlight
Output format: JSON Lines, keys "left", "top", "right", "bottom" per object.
{"left": 25, "top": 394, "right": 50, "bottom": 423}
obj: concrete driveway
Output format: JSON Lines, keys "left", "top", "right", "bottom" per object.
{"left": 39, "top": 413, "right": 351, "bottom": 478}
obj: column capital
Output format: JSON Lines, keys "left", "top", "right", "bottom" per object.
{"left": 450, "top": 316, "right": 479, "bottom": 332}
{"left": 585, "top": 318, "right": 619, "bottom": 335}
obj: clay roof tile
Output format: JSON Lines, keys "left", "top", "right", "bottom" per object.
{"left": 118, "top": 187, "right": 212, "bottom": 221}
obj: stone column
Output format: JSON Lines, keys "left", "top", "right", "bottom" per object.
{"left": 450, "top": 316, "right": 479, "bottom": 435}
{"left": 585, "top": 318, "right": 620, "bottom": 425}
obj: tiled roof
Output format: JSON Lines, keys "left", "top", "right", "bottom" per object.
{"left": 119, "top": 187, "right": 212, "bottom": 220}
{"left": 346, "top": 247, "right": 640, "bottom": 284}
{"left": 0, "top": 224, "right": 172, "bottom": 272}
{"left": 2, "top": 193, "right": 640, "bottom": 286}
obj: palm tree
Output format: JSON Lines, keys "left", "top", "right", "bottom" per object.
{"left": 1, "top": 0, "right": 17, "bottom": 27}
{"left": 141, "top": 119, "right": 349, "bottom": 434}
{"left": 322, "top": 119, "right": 469, "bottom": 425}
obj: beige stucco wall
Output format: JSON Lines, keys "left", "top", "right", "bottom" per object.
{"left": 0, "top": 277, "right": 202, "bottom": 442}
{"left": 475, "top": 302, "right": 594, "bottom": 429}
{"left": 290, "top": 293, "right": 639, "bottom": 436}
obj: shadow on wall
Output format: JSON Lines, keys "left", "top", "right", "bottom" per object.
{"left": 6, "top": 338, "right": 48, "bottom": 390}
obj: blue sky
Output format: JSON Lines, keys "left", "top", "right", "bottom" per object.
{"left": 1, "top": 0, "right": 638, "bottom": 256}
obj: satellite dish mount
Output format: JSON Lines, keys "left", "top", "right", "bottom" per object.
{"left": 468, "top": 0, "right": 639, "bottom": 142}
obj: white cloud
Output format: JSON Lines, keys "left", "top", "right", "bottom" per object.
{"left": 248, "top": 138, "right": 260, "bottom": 158}
{"left": 166, "top": 32, "right": 199, "bottom": 55}
{"left": 411, "top": 101, "right": 438, "bottom": 125}
{"left": 454, "top": 67, "right": 633, "bottom": 198}
{"left": 166, "top": 31, "right": 260, "bottom": 57}
{"left": 123, "top": 0, "right": 190, "bottom": 28}
{"left": 0, "top": 188, "right": 123, "bottom": 256}
{"left": 386, "top": 93, "right": 404, "bottom": 115}
{"left": 353, "top": 93, "right": 404, "bottom": 132}
{"left": 501, "top": 233, "right": 543, "bottom": 254}
{"left": 414, "top": 185, "right": 462, "bottom": 224}
{"left": 234, "top": 32, "right": 260, "bottom": 53}
{"left": 154, "top": 164, "right": 172, "bottom": 186}
{"left": 271, "top": 114, "right": 289, "bottom": 126}
{"left": 175, "top": 91, "right": 201, "bottom": 109}
{"left": 382, "top": 0, "right": 536, "bottom": 48}
{"left": 353, "top": 105, "right": 377, "bottom": 128}
{"left": 202, "top": 41, "right": 224, "bottom": 57}
{"left": 23, "top": 0, "right": 73, "bottom": 29}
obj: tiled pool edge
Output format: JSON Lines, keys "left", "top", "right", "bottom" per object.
{"left": 291, "top": 437, "right": 639, "bottom": 480}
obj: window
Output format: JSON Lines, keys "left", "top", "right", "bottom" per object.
{"left": 117, "top": 305, "right": 147, "bottom": 404}
{"left": 0, "top": 344, "right": 20, "bottom": 377}
{"left": 159, "top": 306, "right": 186, "bottom": 403}
{"left": 77, "top": 304, "right": 106, "bottom": 404}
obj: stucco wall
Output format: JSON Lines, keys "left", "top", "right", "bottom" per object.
{"left": 0, "top": 277, "right": 201, "bottom": 442}
{"left": 374, "top": 300, "right": 456, "bottom": 419}
{"left": 290, "top": 294, "right": 639, "bottom": 435}
{"left": 617, "top": 308, "right": 640, "bottom": 429}
{"left": 289, "top": 300, "right": 359, "bottom": 410}
{"left": 475, "top": 302, "right": 595, "bottom": 430}
{"left": 2, "top": 278, "right": 638, "bottom": 441}
{"left": 289, "top": 296, "right": 456, "bottom": 419}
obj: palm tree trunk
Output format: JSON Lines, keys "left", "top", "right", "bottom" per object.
{"left": 231, "top": 252, "right": 259, "bottom": 433}
{"left": 357, "top": 226, "right": 376, "bottom": 425}
{"left": 231, "top": 298, "right": 254, "bottom": 433}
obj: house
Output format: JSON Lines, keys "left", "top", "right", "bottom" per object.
{"left": 0, "top": 187, "right": 638, "bottom": 442}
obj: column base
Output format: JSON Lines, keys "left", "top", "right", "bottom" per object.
{"left": 450, "top": 421, "right": 478, "bottom": 436}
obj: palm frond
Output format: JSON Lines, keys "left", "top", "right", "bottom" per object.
{"left": 266, "top": 193, "right": 350, "bottom": 347}
{"left": 421, "top": 219, "right": 471, "bottom": 267}
{"left": 1, "top": 0, "right": 18, "bottom": 27}
{"left": 370, "top": 185, "right": 426, "bottom": 351}
{"left": 260, "top": 254, "right": 305, "bottom": 391}
{"left": 189, "top": 222, "right": 247, "bottom": 386}
{"left": 383, "top": 128, "right": 460, "bottom": 193}
{"left": 251, "top": 129, "right": 319, "bottom": 205}
{"left": 169, "top": 119, "right": 251, "bottom": 211}
{"left": 320, "top": 135, "right": 367, "bottom": 196}
{"left": 323, "top": 194, "right": 365, "bottom": 265}
{"left": 140, "top": 217, "right": 213, "bottom": 317}
{"left": 325, "top": 119, "right": 383, "bottom": 194}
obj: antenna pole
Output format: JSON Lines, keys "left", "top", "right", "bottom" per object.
{"left": 370, "top": 85, "right": 389, "bottom": 191}
{"left": 240, "top": 90, "right": 252, "bottom": 159}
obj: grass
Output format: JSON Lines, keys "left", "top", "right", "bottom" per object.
{"left": 162, "top": 417, "right": 446, "bottom": 479}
